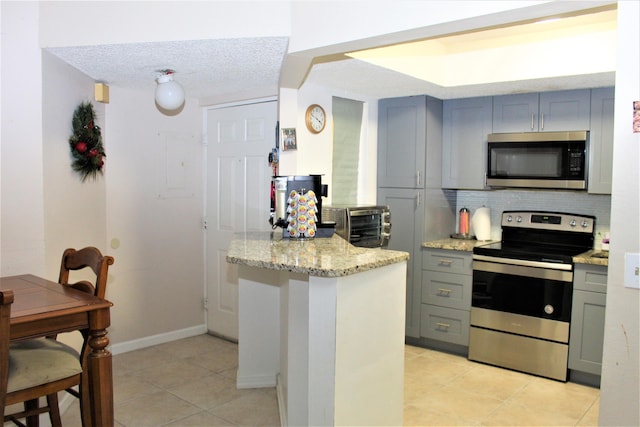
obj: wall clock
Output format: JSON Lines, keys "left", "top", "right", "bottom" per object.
{"left": 305, "top": 104, "right": 326, "bottom": 134}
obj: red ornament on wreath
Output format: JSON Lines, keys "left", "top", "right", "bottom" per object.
{"left": 75, "top": 142, "right": 87, "bottom": 153}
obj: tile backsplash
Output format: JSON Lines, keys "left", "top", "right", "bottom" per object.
{"left": 456, "top": 189, "right": 611, "bottom": 248}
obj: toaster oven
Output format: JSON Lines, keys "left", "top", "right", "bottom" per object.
{"left": 322, "top": 205, "right": 391, "bottom": 248}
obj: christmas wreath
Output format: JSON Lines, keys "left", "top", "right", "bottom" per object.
{"left": 68, "top": 102, "right": 106, "bottom": 181}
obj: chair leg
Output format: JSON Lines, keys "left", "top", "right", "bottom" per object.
{"left": 46, "top": 393, "right": 62, "bottom": 427}
{"left": 24, "top": 399, "right": 39, "bottom": 427}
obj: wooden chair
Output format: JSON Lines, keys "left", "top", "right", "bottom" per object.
{"left": 3, "top": 247, "right": 114, "bottom": 427}
{"left": 0, "top": 290, "right": 14, "bottom": 421}
{"left": 1, "top": 288, "right": 84, "bottom": 427}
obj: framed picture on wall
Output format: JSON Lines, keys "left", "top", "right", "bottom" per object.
{"left": 282, "top": 128, "right": 297, "bottom": 151}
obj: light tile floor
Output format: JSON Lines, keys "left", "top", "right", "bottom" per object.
{"left": 57, "top": 334, "right": 599, "bottom": 426}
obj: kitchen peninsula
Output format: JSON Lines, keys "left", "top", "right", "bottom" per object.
{"left": 226, "top": 232, "right": 409, "bottom": 426}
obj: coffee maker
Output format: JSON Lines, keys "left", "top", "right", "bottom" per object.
{"left": 270, "top": 175, "right": 331, "bottom": 233}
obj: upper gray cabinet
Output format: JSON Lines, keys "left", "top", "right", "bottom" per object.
{"left": 378, "top": 96, "right": 442, "bottom": 189}
{"left": 442, "top": 96, "right": 493, "bottom": 190}
{"left": 588, "top": 87, "right": 615, "bottom": 194}
{"left": 493, "top": 89, "right": 591, "bottom": 133}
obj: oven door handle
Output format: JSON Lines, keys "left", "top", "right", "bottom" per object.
{"left": 472, "top": 254, "right": 572, "bottom": 271}
{"left": 473, "top": 257, "right": 573, "bottom": 282}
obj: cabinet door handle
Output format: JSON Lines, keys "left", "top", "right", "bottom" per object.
{"left": 540, "top": 112, "right": 545, "bottom": 130}
{"left": 416, "top": 171, "right": 421, "bottom": 187}
{"left": 416, "top": 192, "right": 421, "bottom": 207}
{"left": 438, "top": 259, "right": 453, "bottom": 266}
{"left": 436, "top": 322, "right": 450, "bottom": 329}
{"left": 531, "top": 113, "right": 535, "bottom": 130}
{"left": 437, "top": 288, "right": 452, "bottom": 295}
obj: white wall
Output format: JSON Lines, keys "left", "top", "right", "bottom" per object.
{"left": 42, "top": 51, "right": 108, "bottom": 279}
{"left": 1, "top": 2, "right": 46, "bottom": 276}
{"left": 279, "top": 82, "right": 379, "bottom": 206}
{"left": 599, "top": 1, "right": 640, "bottom": 425}
{"left": 104, "top": 86, "right": 204, "bottom": 344}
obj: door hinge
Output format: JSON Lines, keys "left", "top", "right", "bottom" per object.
{"left": 202, "top": 217, "right": 208, "bottom": 230}
{"left": 203, "top": 298, "right": 209, "bottom": 310}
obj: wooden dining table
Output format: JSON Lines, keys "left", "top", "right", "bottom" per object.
{"left": 0, "top": 274, "right": 114, "bottom": 427}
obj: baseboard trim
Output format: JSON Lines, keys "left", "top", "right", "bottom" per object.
{"left": 236, "top": 373, "right": 277, "bottom": 389}
{"left": 109, "top": 324, "right": 207, "bottom": 355}
{"left": 276, "top": 373, "right": 287, "bottom": 427}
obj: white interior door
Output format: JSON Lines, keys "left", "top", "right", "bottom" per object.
{"left": 206, "top": 100, "right": 277, "bottom": 339}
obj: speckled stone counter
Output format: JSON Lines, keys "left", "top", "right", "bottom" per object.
{"left": 421, "top": 238, "right": 497, "bottom": 252}
{"left": 574, "top": 250, "right": 609, "bottom": 267}
{"left": 227, "top": 232, "right": 409, "bottom": 277}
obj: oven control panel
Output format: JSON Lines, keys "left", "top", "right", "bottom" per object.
{"left": 501, "top": 211, "right": 595, "bottom": 233}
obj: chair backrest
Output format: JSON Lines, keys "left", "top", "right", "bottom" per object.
{"left": 0, "top": 289, "right": 15, "bottom": 419}
{"left": 58, "top": 247, "right": 114, "bottom": 300}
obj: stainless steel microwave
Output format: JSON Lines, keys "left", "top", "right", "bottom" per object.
{"left": 486, "top": 131, "right": 589, "bottom": 190}
{"left": 321, "top": 205, "right": 391, "bottom": 248}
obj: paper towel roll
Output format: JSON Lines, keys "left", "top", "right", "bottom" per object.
{"left": 472, "top": 207, "right": 491, "bottom": 241}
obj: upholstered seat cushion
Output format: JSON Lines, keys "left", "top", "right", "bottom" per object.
{"left": 7, "top": 337, "right": 82, "bottom": 393}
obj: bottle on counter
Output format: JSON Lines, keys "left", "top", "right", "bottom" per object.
{"left": 459, "top": 207, "right": 470, "bottom": 236}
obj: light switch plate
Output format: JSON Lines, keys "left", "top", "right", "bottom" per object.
{"left": 624, "top": 253, "right": 640, "bottom": 289}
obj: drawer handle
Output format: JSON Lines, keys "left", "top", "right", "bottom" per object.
{"left": 436, "top": 322, "right": 450, "bottom": 329}
{"left": 437, "top": 288, "right": 452, "bottom": 295}
{"left": 438, "top": 259, "right": 453, "bottom": 266}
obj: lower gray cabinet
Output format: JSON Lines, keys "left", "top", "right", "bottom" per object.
{"left": 420, "top": 248, "right": 472, "bottom": 346}
{"left": 569, "top": 264, "right": 608, "bottom": 378}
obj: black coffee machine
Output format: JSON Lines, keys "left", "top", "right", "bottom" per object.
{"left": 270, "top": 174, "right": 329, "bottom": 230}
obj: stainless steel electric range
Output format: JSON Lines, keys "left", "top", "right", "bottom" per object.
{"left": 469, "top": 211, "right": 595, "bottom": 381}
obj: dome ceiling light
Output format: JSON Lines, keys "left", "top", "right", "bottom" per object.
{"left": 155, "top": 69, "right": 185, "bottom": 111}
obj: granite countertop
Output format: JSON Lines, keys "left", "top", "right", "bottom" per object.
{"left": 423, "top": 238, "right": 609, "bottom": 267}
{"left": 422, "top": 238, "right": 497, "bottom": 252}
{"left": 574, "top": 250, "right": 609, "bottom": 267}
{"left": 226, "top": 232, "right": 409, "bottom": 278}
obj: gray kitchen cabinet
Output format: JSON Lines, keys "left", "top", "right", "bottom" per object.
{"left": 442, "top": 96, "right": 493, "bottom": 190}
{"left": 492, "top": 92, "right": 539, "bottom": 133}
{"left": 377, "top": 95, "right": 453, "bottom": 338}
{"left": 378, "top": 188, "right": 425, "bottom": 338}
{"left": 569, "top": 264, "right": 607, "bottom": 382}
{"left": 588, "top": 87, "right": 615, "bottom": 194}
{"left": 377, "top": 96, "right": 442, "bottom": 189}
{"left": 420, "top": 248, "right": 472, "bottom": 346}
{"left": 492, "top": 89, "right": 591, "bottom": 133}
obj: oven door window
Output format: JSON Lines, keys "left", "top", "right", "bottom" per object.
{"left": 472, "top": 266, "right": 572, "bottom": 322}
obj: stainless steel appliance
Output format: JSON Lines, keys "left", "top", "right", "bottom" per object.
{"left": 322, "top": 205, "right": 391, "bottom": 248}
{"left": 469, "top": 211, "right": 595, "bottom": 381}
{"left": 486, "top": 131, "right": 589, "bottom": 190}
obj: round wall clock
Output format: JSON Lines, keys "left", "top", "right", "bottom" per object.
{"left": 305, "top": 104, "right": 326, "bottom": 134}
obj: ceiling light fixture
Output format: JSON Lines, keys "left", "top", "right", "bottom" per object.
{"left": 155, "top": 69, "right": 185, "bottom": 110}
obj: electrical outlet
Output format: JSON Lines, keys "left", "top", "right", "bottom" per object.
{"left": 624, "top": 253, "right": 640, "bottom": 289}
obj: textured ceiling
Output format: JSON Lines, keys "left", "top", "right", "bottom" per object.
{"left": 47, "top": 37, "right": 289, "bottom": 103}
{"left": 45, "top": 9, "right": 616, "bottom": 103}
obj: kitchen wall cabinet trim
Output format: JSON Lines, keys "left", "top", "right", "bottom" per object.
{"left": 492, "top": 89, "right": 591, "bottom": 133}
{"left": 588, "top": 87, "right": 615, "bottom": 194}
{"left": 378, "top": 96, "right": 442, "bottom": 189}
{"left": 442, "top": 96, "right": 493, "bottom": 190}
{"left": 569, "top": 264, "right": 607, "bottom": 380}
